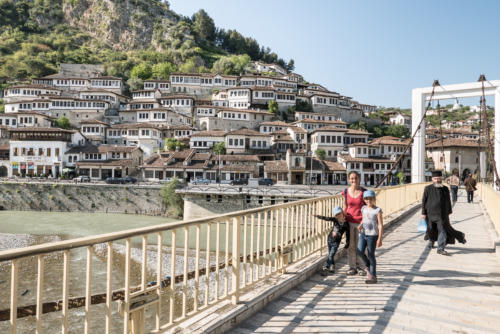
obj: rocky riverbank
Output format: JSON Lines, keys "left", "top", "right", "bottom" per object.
{"left": 0, "top": 182, "right": 164, "bottom": 215}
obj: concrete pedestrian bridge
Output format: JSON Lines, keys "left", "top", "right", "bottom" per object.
{"left": 0, "top": 183, "right": 499, "bottom": 334}
{"left": 229, "top": 190, "right": 500, "bottom": 334}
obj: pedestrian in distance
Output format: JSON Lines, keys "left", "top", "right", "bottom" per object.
{"left": 357, "top": 190, "right": 383, "bottom": 284}
{"left": 445, "top": 169, "right": 460, "bottom": 204}
{"left": 313, "top": 206, "right": 350, "bottom": 276}
{"left": 422, "top": 170, "right": 466, "bottom": 255}
{"left": 342, "top": 171, "right": 367, "bottom": 276}
{"left": 464, "top": 173, "right": 477, "bottom": 203}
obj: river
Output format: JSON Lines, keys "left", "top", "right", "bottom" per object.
{"left": 0, "top": 211, "right": 179, "bottom": 333}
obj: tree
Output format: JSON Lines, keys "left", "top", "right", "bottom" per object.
{"left": 152, "top": 62, "right": 177, "bottom": 79}
{"left": 126, "top": 77, "right": 143, "bottom": 92}
{"left": 384, "top": 125, "right": 410, "bottom": 138}
{"left": 315, "top": 148, "right": 326, "bottom": 160}
{"left": 213, "top": 142, "right": 226, "bottom": 155}
{"left": 54, "top": 116, "right": 70, "bottom": 129}
{"left": 192, "top": 9, "right": 216, "bottom": 42}
{"left": 160, "top": 177, "right": 183, "bottom": 217}
{"left": 371, "top": 125, "right": 385, "bottom": 138}
{"left": 349, "top": 121, "right": 367, "bottom": 131}
{"left": 286, "top": 59, "right": 295, "bottom": 72}
{"left": 130, "top": 63, "right": 152, "bottom": 80}
{"left": 268, "top": 100, "right": 278, "bottom": 114}
{"left": 165, "top": 138, "right": 184, "bottom": 151}
{"left": 296, "top": 99, "right": 312, "bottom": 112}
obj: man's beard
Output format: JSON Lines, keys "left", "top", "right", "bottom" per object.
{"left": 433, "top": 182, "right": 444, "bottom": 187}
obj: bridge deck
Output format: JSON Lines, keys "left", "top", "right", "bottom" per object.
{"left": 230, "top": 191, "right": 500, "bottom": 334}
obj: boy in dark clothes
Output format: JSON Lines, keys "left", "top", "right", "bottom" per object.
{"left": 314, "top": 206, "right": 350, "bottom": 275}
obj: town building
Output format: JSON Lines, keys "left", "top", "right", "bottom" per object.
{"left": 426, "top": 138, "right": 486, "bottom": 177}
{"left": 9, "top": 127, "right": 86, "bottom": 177}
{"left": 67, "top": 144, "right": 143, "bottom": 180}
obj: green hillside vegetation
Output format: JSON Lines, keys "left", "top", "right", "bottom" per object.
{"left": 0, "top": 0, "right": 295, "bottom": 94}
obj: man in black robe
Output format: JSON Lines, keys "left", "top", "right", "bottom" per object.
{"left": 421, "top": 170, "right": 466, "bottom": 255}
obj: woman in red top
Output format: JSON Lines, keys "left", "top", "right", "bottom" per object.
{"left": 343, "top": 171, "right": 366, "bottom": 275}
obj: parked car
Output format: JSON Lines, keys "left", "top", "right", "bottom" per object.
{"left": 258, "top": 178, "right": 274, "bottom": 186}
{"left": 73, "top": 175, "right": 90, "bottom": 183}
{"left": 123, "top": 176, "right": 137, "bottom": 184}
{"left": 191, "top": 177, "right": 210, "bottom": 185}
{"left": 105, "top": 177, "right": 125, "bottom": 184}
{"left": 230, "top": 178, "right": 248, "bottom": 186}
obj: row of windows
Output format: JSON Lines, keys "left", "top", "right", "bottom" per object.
{"left": 276, "top": 94, "right": 295, "bottom": 101}
{"left": 133, "top": 92, "right": 154, "bottom": 98}
{"left": 229, "top": 102, "right": 249, "bottom": 108}
{"left": 85, "top": 153, "right": 102, "bottom": 160}
{"left": 222, "top": 112, "right": 248, "bottom": 119}
{"left": 319, "top": 135, "right": 342, "bottom": 144}
{"left": 228, "top": 138, "right": 244, "bottom": 147}
{"left": 91, "top": 80, "right": 120, "bottom": 87}
{"left": 230, "top": 90, "right": 249, "bottom": 97}
{"left": 191, "top": 141, "right": 214, "bottom": 147}
{"left": 162, "top": 99, "right": 192, "bottom": 106}
{"left": 12, "top": 147, "right": 60, "bottom": 157}
{"left": 51, "top": 101, "right": 106, "bottom": 108}
{"left": 130, "top": 103, "right": 155, "bottom": 110}
{"left": 55, "top": 79, "right": 86, "bottom": 86}
{"left": 82, "top": 126, "right": 103, "bottom": 134}
{"left": 82, "top": 94, "right": 116, "bottom": 102}
{"left": 261, "top": 126, "right": 283, "bottom": 132}
{"left": 197, "top": 109, "right": 215, "bottom": 115}
{"left": 0, "top": 118, "right": 16, "bottom": 126}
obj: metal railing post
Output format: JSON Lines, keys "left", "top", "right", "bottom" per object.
{"left": 231, "top": 216, "right": 241, "bottom": 305}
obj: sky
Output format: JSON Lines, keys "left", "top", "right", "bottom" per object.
{"left": 170, "top": 0, "right": 500, "bottom": 108}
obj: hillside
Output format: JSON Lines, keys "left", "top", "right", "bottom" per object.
{"left": 0, "top": 0, "right": 294, "bottom": 92}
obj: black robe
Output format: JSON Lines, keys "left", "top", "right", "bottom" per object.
{"left": 421, "top": 184, "right": 466, "bottom": 245}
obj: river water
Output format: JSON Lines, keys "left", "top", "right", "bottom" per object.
{"left": 0, "top": 211, "right": 179, "bottom": 333}
{"left": 0, "top": 211, "right": 291, "bottom": 333}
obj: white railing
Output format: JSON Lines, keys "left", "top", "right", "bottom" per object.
{"left": 0, "top": 183, "right": 427, "bottom": 334}
{"left": 479, "top": 183, "right": 500, "bottom": 235}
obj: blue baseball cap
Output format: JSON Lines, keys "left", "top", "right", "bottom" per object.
{"left": 333, "top": 206, "right": 343, "bottom": 216}
{"left": 363, "top": 190, "right": 376, "bottom": 198}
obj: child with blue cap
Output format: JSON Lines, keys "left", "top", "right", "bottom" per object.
{"left": 357, "top": 189, "right": 383, "bottom": 284}
{"left": 313, "top": 206, "right": 350, "bottom": 275}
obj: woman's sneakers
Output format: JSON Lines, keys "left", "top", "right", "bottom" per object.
{"left": 364, "top": 268, "right": 377, "bottom": 283}
{"left": 329, "top": 264, "right": 335, "bottom": 273}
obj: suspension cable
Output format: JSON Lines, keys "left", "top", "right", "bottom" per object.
{"left": 436, "top": 101, "right": 447, "bottom": 174}
{"left": 478, "top": 75, "right": 500, "bottom": 187}
{"left": 375, "top": 80, "right": 439, "bottom": 188}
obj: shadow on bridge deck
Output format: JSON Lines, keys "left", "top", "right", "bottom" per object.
{"left": 229, "top": 190, "right": 500, "bottom": 334}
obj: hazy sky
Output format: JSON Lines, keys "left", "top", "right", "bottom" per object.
{"left": 171, "top": 0, "right": 500, "bottom": 108}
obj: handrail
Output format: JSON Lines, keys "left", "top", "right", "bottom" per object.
{"left": 0, "top": 182, "right": 428, "bottom": 333}
{"left": 479, "top": 183, "right": 500, "bottom": 235}
{"left": 0, "top": 183, "right": 428, "bottom": 261}
{"left": 0, "top": 194, "right": 333, "bottom": 261}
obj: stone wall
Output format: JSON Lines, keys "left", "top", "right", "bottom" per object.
{"left": 0, "top": 182, "right": 163, "bottom": 215}
{"left": 183, "top": 193, "right": 302, "bottom": 220}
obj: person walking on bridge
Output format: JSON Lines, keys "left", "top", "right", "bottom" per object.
{"left": 422, "top": 170, "right": 466, "bottom": 255}
{"left": 343, "top": 171, "right": 366, "bottom": 276}
{"left": 464, "top": 173, "right": 477, "bottom": 203}
{"left": 445, "top": 169, "right": 460, "bottom": 203}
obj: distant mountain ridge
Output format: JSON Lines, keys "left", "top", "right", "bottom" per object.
{"left": 0, "top": 0, "right": 294, "bottom": 90}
